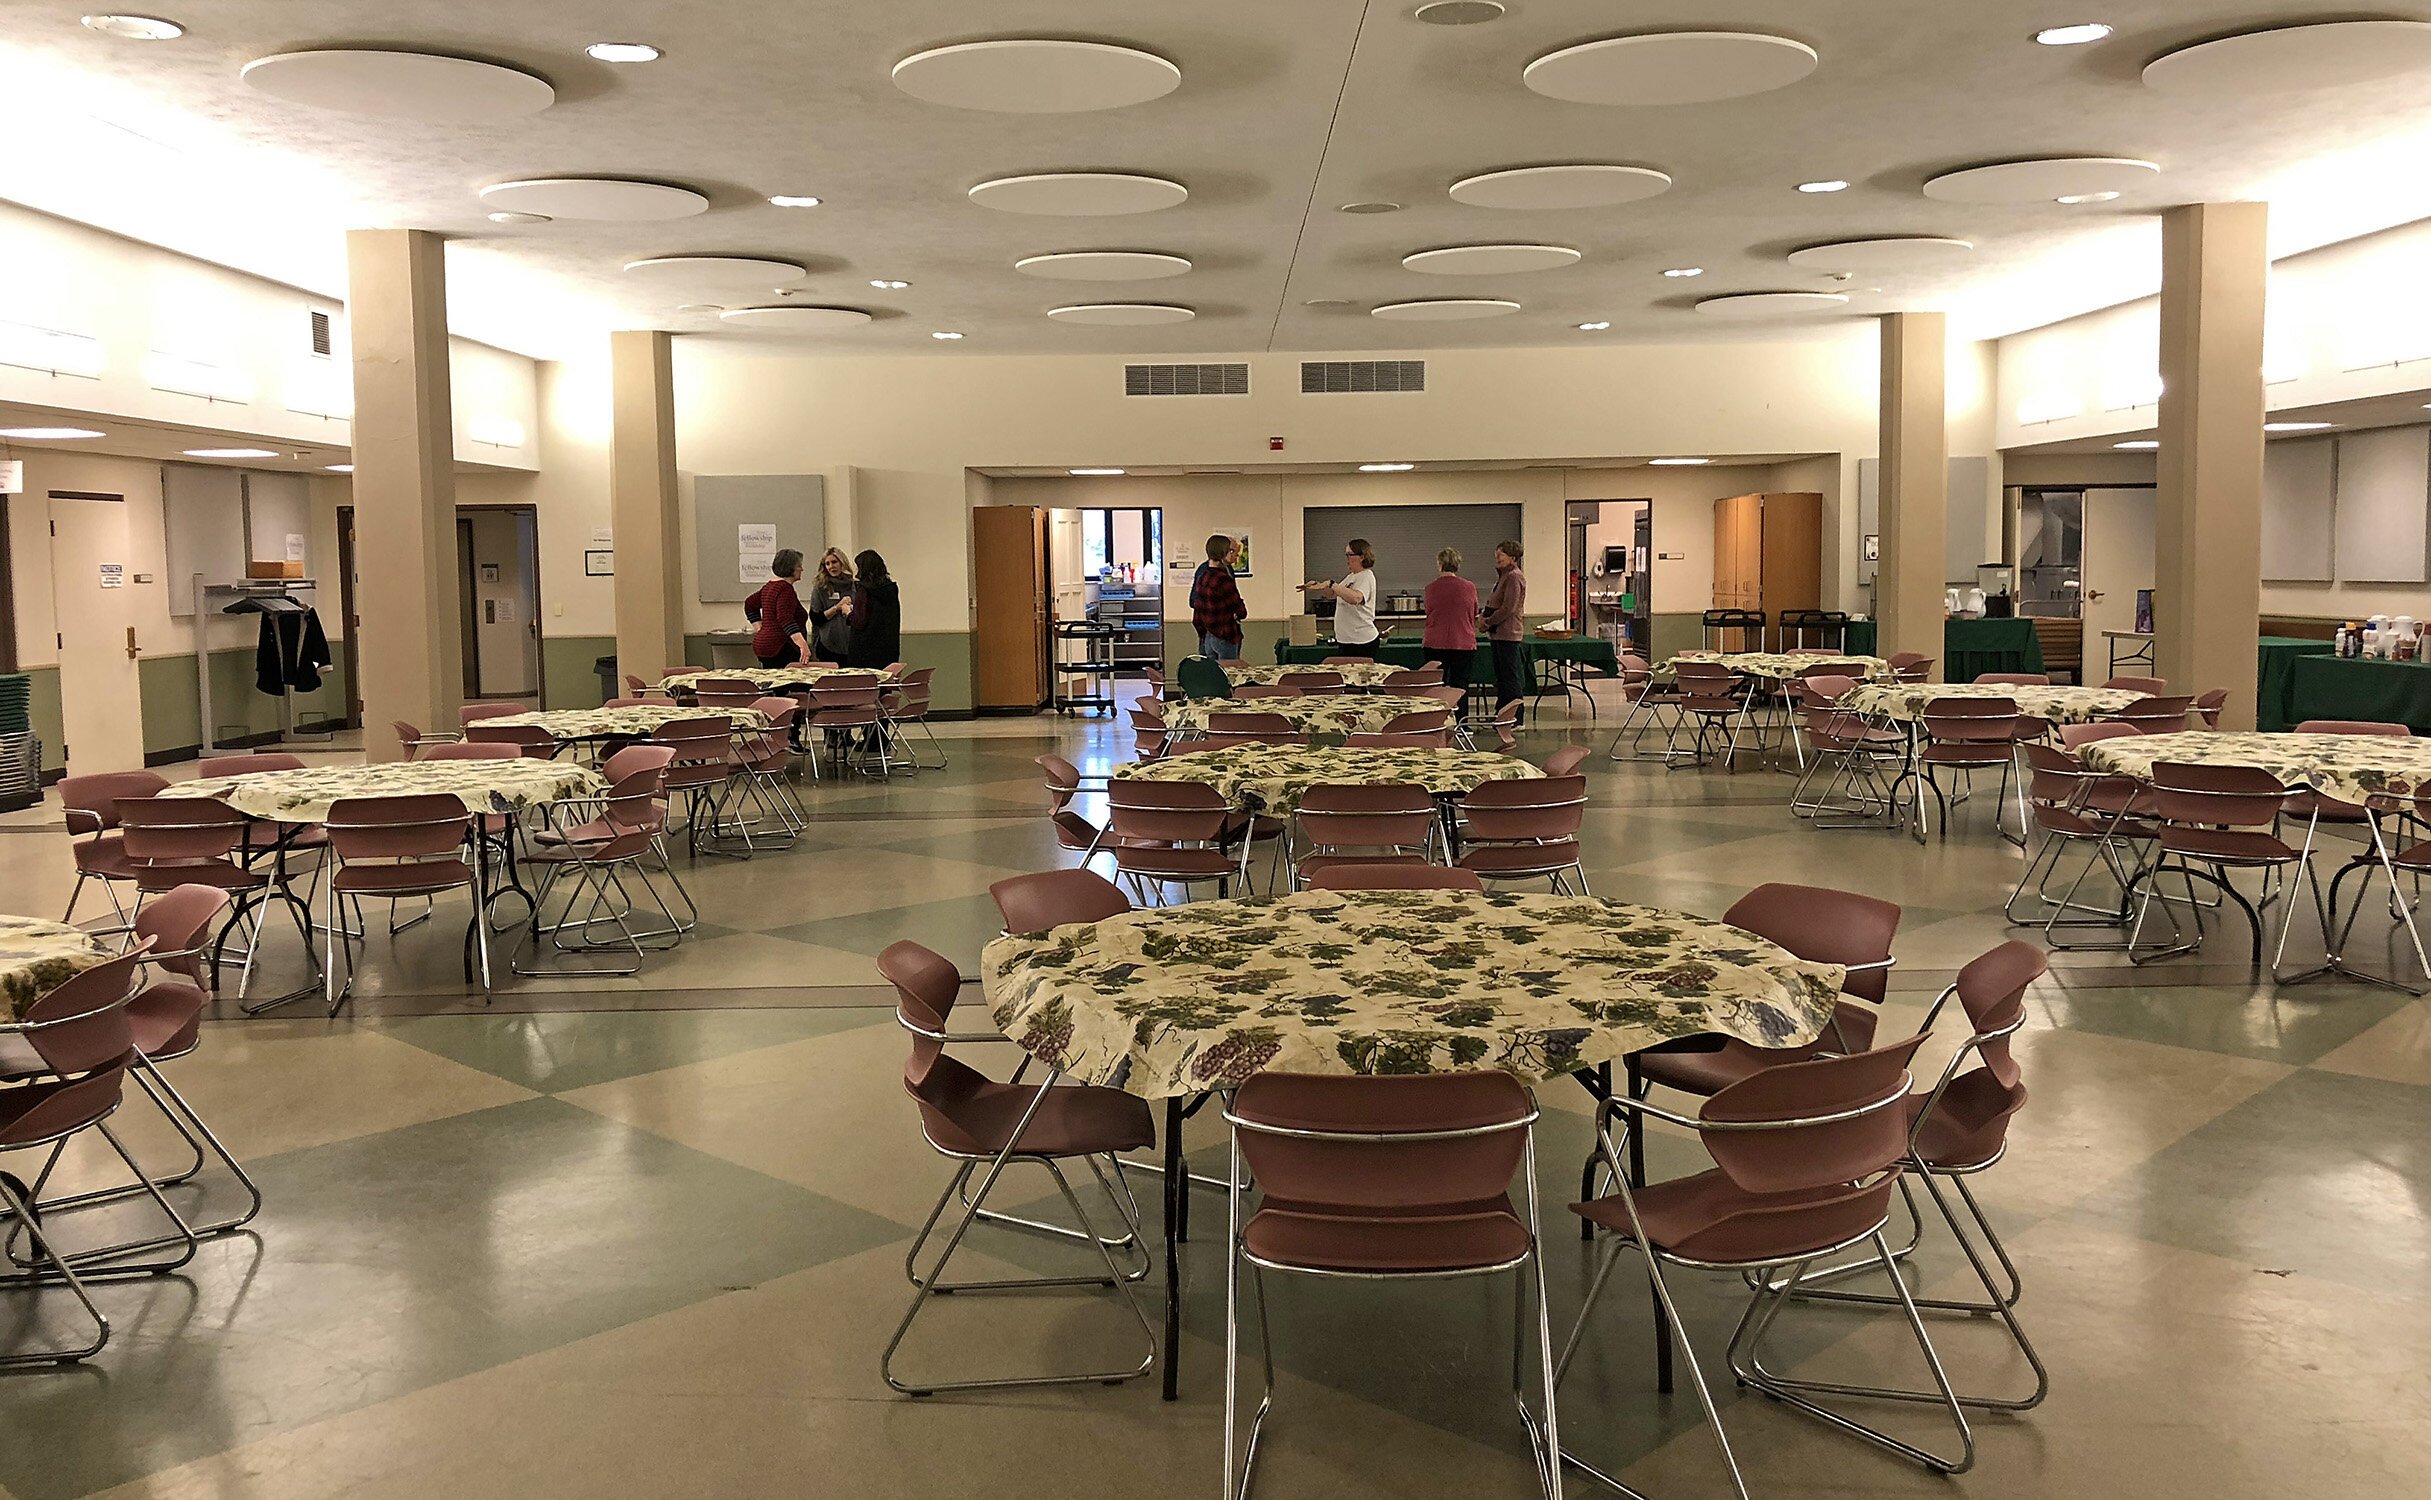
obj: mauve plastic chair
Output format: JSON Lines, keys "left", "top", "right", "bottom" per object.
{"left": 2005, "top": 743, "right": 2156, "bottom": 947}
{"left": 805, "top": 684, "right": 898, "bottom": 779}
{"left": 990, "top": 868, "right": 1131, "bottom": 935}
{"left": 1542, "top": 745, "right": 1590, "bottom": 779}
{"left": 1293, "top": 783, "right": 1441, "bottom": 886}
{"left": 1107, "top": 780, "right": 1245, "bottom": 902}
{"left": 1485, "top": 698, "right": 1526, "bottom": 753}
{"left": 322, "top": 793, "right": 482, "bottom": 1009}
{"left": 1606, "top": 652, "right": 1681, "bottom": 764}
{"left": 1230, "top": 683, "right": 1294, "bottom": 701}
{"left": 1670, "top": 660, "right": 1751, "bottom": 769}
{"left": 2055, "top": 721, "right": 2136, "bottom": 749}
{"left": 1887, "top": 652, "right": 1933, "bottom": 683}
{"left": 1382, "top": 708, "right": 1454, "bottom": 735}
{"left": 1345, "top": 730, "right": 1452, "bottom": 750}
{"left": 1208, "top": 710, "right": 1297, "bottom": 735}
{"left": 1382, "top": 667, "right": 1444, "bottom": 690}
{"left": 2102, "top": 675, "right": 2168, "bottom": 694}
{"left": 1037, "top": 753, "right": 1119, "bottom": 868}
{"left": 1559, "top": 1035, "right": 1970, "bottom": 1493}
{"left": 421, "top": 741, "right": 523, "bottom": 761}
{"left": 0, "top": 946, "right": 200, "bottom": 1368}
{"left": 196, "top": 752, "right": 305, "bottom": 777}
{"left": 2194, "top": 688, "right": 2230, "bottom": 729}
{"left": 517, "top": 758, "right": 688, "bottom": 975}
{"left": 1455, "top": 775, "right": 1589, "bottom": 894}
{"left": 1222, "top": 1071, "right": 1559, "bottom": 1499}
{"left": 1306, "top": 865, "right": 1486, "bottom": 892}
{"left": 885, "top": 666, "right": 947, "bottom": 770}
{"left": 2104, "top": 693, "right": 2196, "bottom": 736}
{"left": 389, "top": 720, "right": 461, "bottom": 760}
{"left": 1975, "top": 672, "right": 2049, "bottom": 686}
{"left": 459, "top": 701, "right": 522, "bottom": 725}
{"left": 2131, "top": 762, "right": 2317, "bottom": 976}
{"left": 1278, "top": 670, "right": 1344, "bottom": 693}
{"left": 113, "top": 797, "right": 306, "bottom": 1010}
{"left": 1916, "top": 697, "right": 2027, "bottom": 843}
{"left": 876, "top": 939, "right": 1156, "bottom": 1396}
{"left": 2283, "top": 720, "right": 2410, "bottom": 829}
{"left": 57, "top": 770, "right": 168, "bottom": 925}
{"left": 724, "top": 701, "right": 807, "bottom": 848}
{"left": 690, "top": 677, "right": 763, "bottom": 713}
{"left": 463, "top": 723, "right": 560, "bottom": 759}
{"left": 654, "top": 715, "right": 737, "bottom": 856}
{"left": 1789, "top": 676, "right": 1905, "bottom": 824}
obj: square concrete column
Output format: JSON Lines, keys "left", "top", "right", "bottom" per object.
{"left": 2155, "top": 202, "right": 2267, "bottom": 728}
{"left": 1878, "top": 312, "right": 1948, "bottom": 676}
{"left": 611, "top": 329, "right": 685, "bottom": 680}
{"left": 345, "top": 229, "right": 462, "bottom": 761}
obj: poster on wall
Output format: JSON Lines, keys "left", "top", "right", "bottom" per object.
{"left": 737, "top": 521, "right": 778, "bottom": 583}
{"left": 1227, "top": 529, "right": 1255, "bottom": 577}
{"left": 585, "top": 550, "right": 614, "bottom": 576}
{"left": 0, "top": 460, "right": 23, "bottom": 494}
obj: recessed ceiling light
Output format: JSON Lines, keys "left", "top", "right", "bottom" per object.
{"left": 675, "top": 303, "right": 724, "bottom": 313}
{"left": 325, "top": 463, "right": 355, "bottom": 472}
{"left": 1359, "top": 462, "right": 1415, "bottom": 472}
{"left": 81, "top": 14, "right": 183, "bottom": 40}
{"left": 1070, "top": 468, "right": 1126, "bottom": 476}
{"left": 1338, "top": 201, "right": 1402, "bottom": 214}
{"left": 2113, "top": 440, "right": 2159, "bottom": 450}
{"left": 1796, "top": 180, "right": 1850, "bottom": 194}
{"left": 1649, "top": 457, "right": 1711, "bottom": 466}
{"left": 486, "top": 210, "right": 550, "bottom": 225}
{"left": 1303, "top": 297, "right": 1352, "bottom": 307}
{"left": 768, "top": 194, "right": 821, "bottom": 208}
{"left": 869, "top": 279, "right": 910, "bottom": 289}
{"left": 1662, "top": 267, "right": 1704, "bottom": 278}
{"left": 0, "top": 426, "right": 106, "bottom": 440}
{"left": 1414, "top": 1, "right": 1506, "bottom": 24}
{"left": 2034, "top": 23, "right": 2114, "bottom": 47}
{"left": 931, "top": 331, "right": 965, "bottom": 340}
{"left": 2265, "top": 421, "right": 2332, "bottom": 432}
{"left": 1576, "top": 321, "right": 1611, "bottom": 331}
{"left": 184, "top": 448, "right": 280, "bottom": 459}
{"left": 2055, "top": 191, "right": 2121, "bottom": 205}
{"left": 585, "top": 42, "right": 661, "bottom": 63}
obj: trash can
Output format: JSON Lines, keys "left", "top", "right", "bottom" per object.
{"left": 595, "top": 655, "right": 618, "bottom": 703}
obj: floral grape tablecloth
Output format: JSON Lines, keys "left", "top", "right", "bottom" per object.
{"left": 2081, "top": 731, "right": 2431, "bottom": 809}
{"left": 981, "top": 888, "right": 1845, "bottom": 1097}
{"left": 1668, "top": 652, "right": 1889, "bottom": 682}
{"left": 0, "top": 916, "right": 109, "bottom": 1022}
{"left": 1114, "top": 744, "right": 1541, "bottom": 816}
{"left": 1163, "top": 693, "right": 1447, "bottom": 736}
{"left": 1841, "top": 682, "right": 2150, "bottom": 725}
{"left": 660, "top": 666, "right": 890, "bottom": 691}
{"left": 1222, "top": 662, "right": 1406, "bottom": 690}
{"left": 159, "top": 760, "right": 605, "bottom": 823}
{"left": 486, "top": 705, "right": 767, "bottom": 739}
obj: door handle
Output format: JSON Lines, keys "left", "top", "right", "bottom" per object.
{"left": 125, "top": 626, "right": 139, "bottom": 661}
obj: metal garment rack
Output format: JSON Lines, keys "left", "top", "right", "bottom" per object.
{"left": 194, "top": 574, "right": 332, "bottom": 755}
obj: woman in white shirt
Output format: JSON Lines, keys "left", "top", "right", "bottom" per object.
{"left": 1300, "top": 538, "right": 1381, "bottom": 656}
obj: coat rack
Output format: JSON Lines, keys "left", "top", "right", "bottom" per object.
{"left": 193, "top": 574, "right": 329, "bottom": 755}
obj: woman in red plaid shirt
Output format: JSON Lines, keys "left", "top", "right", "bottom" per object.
{"left": 1190, "top": 534, "right": 1248, "bottom": 660}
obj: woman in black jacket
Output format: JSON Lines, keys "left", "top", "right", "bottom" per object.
{"left": 847, "top": 550, "right": 902, "bottom": 670}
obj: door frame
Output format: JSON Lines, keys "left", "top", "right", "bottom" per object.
{"left": 455, "top": 503, "right": 547, "bottom": 704}
{"left": 335, "top": 505, "right": 362, "bottom": 727}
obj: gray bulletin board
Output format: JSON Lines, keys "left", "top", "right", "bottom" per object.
{"left": 693, "top": 474, "right": 825, "bottom": 603}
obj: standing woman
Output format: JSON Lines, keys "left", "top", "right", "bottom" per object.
{"left": 1421, "top": 547, "right": 1480, "bottom": 714}
{"left": 1481, "top": 539, "right": 1530, "bottom": 722}
{"left": 1299, "top": 537, "right": 1381, "bottom": 658}
{"left": 805, "top": 548, "right": 858, "bottom": 665}
{"left": 846, "top": 550, "right": 902, "bottom": 671}
{"left": 746, "top": 548, "right": 811, "bottom": 667}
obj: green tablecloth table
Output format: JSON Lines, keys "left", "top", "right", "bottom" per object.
{"left": 1835, "top": 619, "right": 2041, "bottom": 681}
{"left": 1272, "top": 634, "right": 1620, "bottom": 686}
{"left": 2257, "top": 637, "right": 2338, "bottom": 732}
{"left": 2277, "top": 651, "right": 2431, "bottom": 732}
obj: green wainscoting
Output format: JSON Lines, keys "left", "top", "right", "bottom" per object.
{"left": 25, "top": 666, "right": 63, "bottom": 774}
{"left": 542, "top": 635, "right": 616, "bottom": 709}
{"left": 137, "top": 646, "right": 350, "bottom": 760}
{"left": 1646, "top": 613, "right": 1702, "bottom": 663}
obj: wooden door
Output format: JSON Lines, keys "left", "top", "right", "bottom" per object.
{"left": 973, "top": 506, "right": 1049, "bottom": 710}
{"left": 47, "top": 495, "right": 144, "bottom": 773}
{"left": 1757, "top": 492, "right": 1824, "bottom": 622}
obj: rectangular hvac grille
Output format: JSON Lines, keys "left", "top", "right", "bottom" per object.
{"left": 307, "top": 309, "right": 333, "bottom": 357}
{"left": 1301, "top": 360, "right": 1425, "bottom": 394}
{"left": 1123, "top": 362, "right": 1248, "bottom": 396}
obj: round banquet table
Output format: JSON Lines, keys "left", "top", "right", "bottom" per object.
{"left": 2079, "top": 730, "right": 2431, "bottom": 809}
{"left": 1161, "top": 693, "right": 1445, "bottom": 737}
{"left": 1840, "top": 682, "right": 2149, "bottom": 725}
{"left": 1221, "top": 661, "right": 1403, "bottom": 690}
{"left": 0, "top": 916, "right": 109, "bottom": 1022}
{"left": 159, "top": 759, "right": 605, "bottom": 823}
{"left": 661, "top": 665, "right": 889, "bottom": 692}
{"left": 1113, "top": 744, "right": 1539, "bottom": 818}
{"left": 981, "top": 886, "right": 1845, "bottom": 1400}
{"left": 484, "top": 704, "right": 768, "bottom": 743}
{"left": 1669, "top": 651, "right": 1888, "bottom": 682}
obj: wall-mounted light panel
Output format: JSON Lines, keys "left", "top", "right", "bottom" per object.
{"left": 0, "top": 319, "right": 105, "bottom": 379}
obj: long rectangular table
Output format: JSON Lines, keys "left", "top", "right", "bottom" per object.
{"left": 1839, "top": 618, "right": 2044, "bottom": 681}
{"left": 1271, "top": 634, "right": 1620, "bottom": 683}
{"left": 2285, "top": 651, "right": 2431, "bottom": 733}
{"left": 2257, "top": 636, "right": 2340, "bottom": 732}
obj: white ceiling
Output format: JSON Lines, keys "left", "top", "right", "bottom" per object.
{"left": 6, "top": 2, "right": 2431, "bottom": 358}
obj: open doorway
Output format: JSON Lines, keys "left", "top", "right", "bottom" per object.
{"left": 458, "top": 506, "right": 544, "bottom": 702}
{"left": 1566, "top": 499, "right": 1651, "bottom": 652}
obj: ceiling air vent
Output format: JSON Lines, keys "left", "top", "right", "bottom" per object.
{"left": 1301, "top": 360, "right": 1425, "bottom": 394}
{"left": 307, "top": 309, "right": 334, "bottom": 357}
{"left": 1123, "top": 362, "right": 1248, "bottom": 397}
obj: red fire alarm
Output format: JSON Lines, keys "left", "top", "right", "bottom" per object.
{"left": 1268, "top": 436, "right": 1285, "bottom": 451}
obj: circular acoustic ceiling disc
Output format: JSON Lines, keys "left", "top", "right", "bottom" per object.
{"left": 1371, "top": 299, "right": 1522, "bottom": 321}
{"left": 718, "top": 306, "right": 874, "bottom": 332}
{"left": 2143, "top": 21, "right": 2431, "bottom": 97}
{"left": 1448, "top": 164, "right": 1672, "bottom": 210}
{"left": 1402, "top": 243, "right": 1582, "bottom": 276}
{"left": 892, "top": 39, "right": 1180, "bottom": 113}
{"left": 968, "top": 173, "right": 1188, "bottom": 216}
{"left": 1523, "top": 33, "right": 1819, "bottom": 106}
{"left": 1045, "top": 303, "right": 1196, "bottom": 325}
{"left": 1693, "top": 291, "right": 1851, "bottom": 319}
{"left": 623, "top": 256, "right": 807, "bottom": 290}
{"left": 1015, "top": 251, "right": 1193, "bottom": 281}
{"left": 241, "top": 49, "right": 556, "bottom": 121}
{"left": 1784, "top": 237, "right": 1974, "bottom": 272}
{"left": 1923, "top": 157, "right": 2158, "bottom": 205}
{"left": 480, "top": 178, "right": 708, "bottom": 221}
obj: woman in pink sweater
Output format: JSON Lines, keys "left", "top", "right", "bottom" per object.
{"left": 1421, "top": 548, "right": 1481, "bottom": 715}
